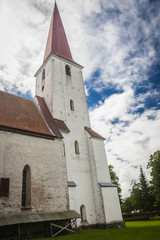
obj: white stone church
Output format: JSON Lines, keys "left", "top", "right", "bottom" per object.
{"left": 0, "top": 2, "right": 123, "bottom": 238}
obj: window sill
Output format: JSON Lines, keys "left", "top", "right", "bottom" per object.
{"left": 21, "top": 206, "right": 32, "bottom": 211}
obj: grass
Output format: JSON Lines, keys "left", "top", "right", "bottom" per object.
{"left": 31, "top": 220, "right": 160, "bottom": 240}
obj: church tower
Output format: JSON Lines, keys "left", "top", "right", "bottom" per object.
{"left": 35, "top": 2, "right": 123, "bottom": 226}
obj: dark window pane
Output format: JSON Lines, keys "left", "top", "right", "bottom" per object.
{"left": 0, "top": 178, "right": 10, "bottom": 197}
{"left": 66, "top": 65, "right": 71, "bottom": 76}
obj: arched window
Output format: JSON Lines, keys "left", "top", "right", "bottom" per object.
{"left": 75, "top": 140, "right": 80, "bottom": 154}
{"left": 80, "top": 205, "right": 87, "bottom": 222}
{"left": 65, "top": 65, "right": 71, "bottom": 77}
{"left": 21, "top": 165, "right": 31, "bottom": 208}
{"left": 42, "top": 69, "right": 45, "bottom": 91}
{"left": 70, "top": 99, "right": 74, "bottom": 111}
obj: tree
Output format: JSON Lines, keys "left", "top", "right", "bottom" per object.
{"left": 108, "top": 165, "right": 122, "bottom": 204}
{"left": 130, "top": 180, "right": 141, "bottom": 211}
{"left": 129, "top": 167, "right": 154, "bottom": 212}
{"left": 121, "top": 196, "right": 133, "bottom": 213}
{"left": 138, "top": 166, "right": 154, "bottom": 211}
{"left": 147, "top": 150, "right": 160, "bottom": 209}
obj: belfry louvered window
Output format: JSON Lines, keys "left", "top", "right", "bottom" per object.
{"left": 65, "top": 65, "right": 71, "bottom": 77}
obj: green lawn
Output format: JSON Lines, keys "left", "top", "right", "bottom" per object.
{"left": 31, "top": 220, "right": 160, "bottom": 240}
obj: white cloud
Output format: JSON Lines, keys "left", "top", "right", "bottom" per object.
{"left": 89, "top": 91, "right": 160, "bottom": 196}
{"left": 0, "top": 0, "right": 159, "bottom": 197}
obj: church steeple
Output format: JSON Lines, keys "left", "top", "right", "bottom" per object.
{"left": 43, "top": 2, "right": 73, "bottom": 62}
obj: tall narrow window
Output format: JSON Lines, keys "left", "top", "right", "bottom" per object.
{"left": 42, "top": 69, "right": 45, "bottom": 91}
{"left": 70, "top": 99, "right": 74, "bottom": 111}
{"left": 75, "top": 140, "right": 80, "bottom": 154}
{"left": 65, "top": 65, "right": 71, "bottom": 77}
{"left": 21, "top": 165, "right": 31, "bottom": 208}
{"left": 22, "top": 170, "right": 26, "bottom": 207}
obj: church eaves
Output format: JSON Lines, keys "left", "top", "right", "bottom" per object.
{"left": 85, "top": 127, "right": 105, "bottom": 140}
{"left": 43, "top": 2, "right": 73, "bottom": 62}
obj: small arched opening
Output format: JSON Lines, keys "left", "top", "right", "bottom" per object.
{"left": 80, "top": 204, "right": 87, "bottom": 222}
{"left": 21, "top": 165, "right": 31, "bottom": 208}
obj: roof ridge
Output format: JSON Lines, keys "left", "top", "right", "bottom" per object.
{"left": 0, "top": 90, "right": 33, "bottom": 102}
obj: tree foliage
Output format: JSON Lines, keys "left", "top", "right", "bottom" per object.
{"left": 122, "top": 166, "right": 155, "bottom": 213}
{"left": 130, "top": 180, "right": 141, "bottom": 211}
{"left": 108, "top": 165, "right": 122, "bottom": 204}
{"left": 115, "top": 150, "right": 160, "bottom": 213}
{"left": 121, "top": 197, "right": 133, "bottom": 213}
{"left": 134, "top": 167, "right": 154, "bottom": 211}
{"left": 147, "top": 150, "right": 160, "bottom": 209}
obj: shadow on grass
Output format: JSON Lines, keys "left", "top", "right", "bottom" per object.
{"left": 31, "top": 220, "right": 160, "bottom": 240}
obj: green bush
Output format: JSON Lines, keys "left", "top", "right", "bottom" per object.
{"left": 123, "top": 216, "right": 150, "bottom": 222}
{"left": 122, "top": 210, "right": 160, "bottom": 220}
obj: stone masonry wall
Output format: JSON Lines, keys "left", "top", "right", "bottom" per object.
{"left": 0, "top": 130, "right": 69, "bottom": 213}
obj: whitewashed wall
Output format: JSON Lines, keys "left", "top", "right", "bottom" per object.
{"left": 91, "top": 138, "right": 111, "bottom": 183}
{"left": 35, "top": 54, "right": 123, "bottom": 226}
{"left": 102, "top": 187, "right": 123, "bottom": 223}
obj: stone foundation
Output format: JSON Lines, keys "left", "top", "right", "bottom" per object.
{"left": 77, "top": 221, "right": 125, "bottom": 230}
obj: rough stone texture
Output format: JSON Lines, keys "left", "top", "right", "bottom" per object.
{"left": 0, "top": 131, "right": 69, "bottom": 213}
{"left": 77, "top": 221, "right": 125, "bottom": 230}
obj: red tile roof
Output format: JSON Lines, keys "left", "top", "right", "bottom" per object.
{"left": 36, "top": 96, "right": 63, "bottom": 138}
{"left": 0, "top": 91, "right": 55, "bottom": 140}
{"left": 43, "top": 2, "right": 73, "bottom": 63}
{"left": 85, "top": 127, "right": 105, "bottom": 140}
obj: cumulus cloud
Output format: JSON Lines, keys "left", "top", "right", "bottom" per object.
{"left": 89, "top": 92, "right": 160, "bottom": 196}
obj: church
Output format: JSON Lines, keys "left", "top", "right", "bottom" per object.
{"left": 0, "top": 2, "right": 123, "bottom": 238}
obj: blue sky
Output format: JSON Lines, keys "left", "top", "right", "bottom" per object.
{"left": 0, "top": 0, "right": 160, "bottom": 197}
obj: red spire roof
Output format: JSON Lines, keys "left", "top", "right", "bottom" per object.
{"left": 43, "top": 2, "right": 73, "bottom": 62}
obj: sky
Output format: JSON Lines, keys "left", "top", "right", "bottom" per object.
{"left": 0, "top": 0, "right": 160, "bottom": 197}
